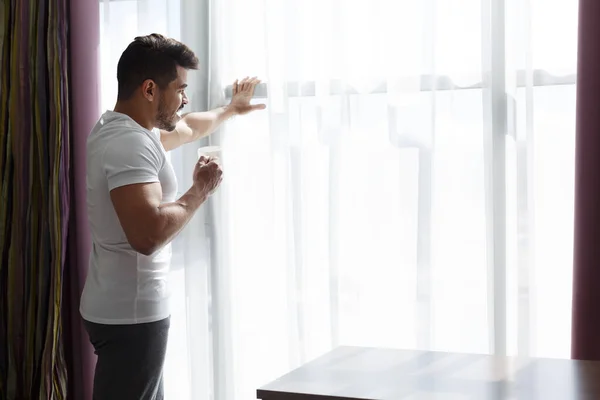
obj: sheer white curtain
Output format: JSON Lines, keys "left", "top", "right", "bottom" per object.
{"left": 210, "top": 0, "right": 578, "bottom": 398}
{"left": 98, "top": 0, "right": 578, "bottom": 399}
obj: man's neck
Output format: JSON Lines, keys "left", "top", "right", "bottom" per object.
{"left": 114, "top": 100, "right": 154, "bottom": 131}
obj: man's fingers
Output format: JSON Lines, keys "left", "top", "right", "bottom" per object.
{"left": 249, "top": 80, "right": 258, "bottom": 93}
{"left": 250, "top": 77, "right": 260, "bottom": 90}
{"left": 245, "top": 77, "right": 254, "bottom": 91}
{"left": 204, "top": 159, "right": 222, "bottom": 170}
{"left": 198, "top": 157, "right": 221, "bottom": 172}
{"left": 252, "top": 103, "right": 267, "bottom": 110}
{"left": 241, "top": 76, "right": 250, "bottom": 90}
{"left": 234, "top": 76, "right": 262, "bottom": 93}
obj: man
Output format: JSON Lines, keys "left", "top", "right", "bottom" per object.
{"left": 80, "top": 34, "right": 265, "bottom": 399}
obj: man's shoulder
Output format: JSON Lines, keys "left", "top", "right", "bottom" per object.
{"left": 92, "top": 113, "right": 147, "bottom": 139}
{"left": 89, "top": 115, "right": 159, "bottom": 152}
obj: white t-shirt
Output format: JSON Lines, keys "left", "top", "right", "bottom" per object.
{"left": 80, "top": 111, "right": 178, "bottom": 324}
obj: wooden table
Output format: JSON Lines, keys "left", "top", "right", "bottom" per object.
{"left": 257, "top": 346, "right": 600, "bottom": 400}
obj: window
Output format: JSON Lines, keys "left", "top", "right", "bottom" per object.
{"left": 99, "top": 0, "right": 578, "bottom": 398}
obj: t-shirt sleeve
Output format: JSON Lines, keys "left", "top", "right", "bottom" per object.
{"left": 102, "top": 131, "right": 164, "bottom": 191}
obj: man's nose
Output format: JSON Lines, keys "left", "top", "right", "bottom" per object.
{"left": 182, "top": 92, "right": 189, "bottom": 105}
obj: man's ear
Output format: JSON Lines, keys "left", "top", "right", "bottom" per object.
{"left": 141, "top": 79, "right": 157, "bottom": 102}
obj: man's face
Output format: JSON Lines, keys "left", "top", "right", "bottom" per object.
{"left": 155, "top": 66, "right": 189, "bottom": 131}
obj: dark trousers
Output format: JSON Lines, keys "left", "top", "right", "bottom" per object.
{"left": 84, "top": 317, "right": 171, "bottom": 400}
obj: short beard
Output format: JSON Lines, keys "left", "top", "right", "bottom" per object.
{"left": 155, "top": 98, "right": 178, "bottom": 131}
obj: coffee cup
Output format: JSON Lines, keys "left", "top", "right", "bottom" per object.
{"left": 197, "top": 145, "right": 221, "bottom": 160}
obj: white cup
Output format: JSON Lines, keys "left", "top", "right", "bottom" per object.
{"left": 197, "top": 145, "right": 221, "bottom": 160}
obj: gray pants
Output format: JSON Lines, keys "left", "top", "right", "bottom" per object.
{"left": 84, "top": 317, "right": 170, "bottom": 400}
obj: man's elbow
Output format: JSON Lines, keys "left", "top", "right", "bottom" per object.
{"left": 129, "top": 236, "right": 161, "bottom": 256}
{"left": 135, "top": 244, "right": 157, "bottom": 257}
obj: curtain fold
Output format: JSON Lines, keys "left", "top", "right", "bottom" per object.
{"left": 0, "top": 0, "right": 71, "bottom": 398}
{"left": 571, "top": 0, "right": 600, "bottom": 361}
{"left": 62, "top": 0, "right": 100, "bottom": 398}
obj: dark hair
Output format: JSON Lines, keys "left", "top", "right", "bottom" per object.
{"left": 116, "top": 34, "right": 199, "bottom": 100}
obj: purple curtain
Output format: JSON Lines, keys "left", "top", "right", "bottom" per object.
{"left": 572, "top": 0, "right": 600, "bottom": 360}
{"left": 62, "top": 0, "right": 100, "bottom": 398}
{"left": 1, "top": 0, "right": 71, "bottom": 398}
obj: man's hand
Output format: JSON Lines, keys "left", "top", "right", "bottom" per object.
{"left": 192, "top": 156, "right": 223, "bottom": 197}
{"left": 228, "top": 77, "right": 267, "bottom": 115}
{"left": 110, "top": 157, "right": 222, "bottom": 256}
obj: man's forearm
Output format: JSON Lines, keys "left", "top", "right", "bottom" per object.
{"left": 180, "top": 106, "right": 237, "bottom": 143}
{"left": 143, "top": 186, "right": 207, "bottom": 255}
